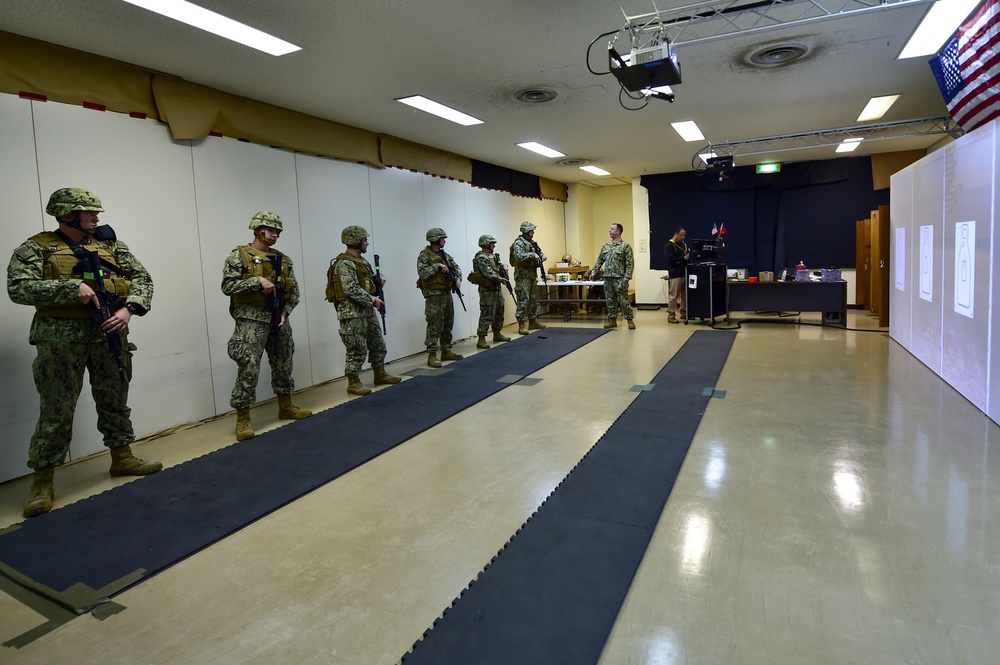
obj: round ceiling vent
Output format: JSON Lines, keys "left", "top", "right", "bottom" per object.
{"left": 747, "top": 43, "right": 809, "bottom": 67}
{"left": 558, "top": 158, "right": 589, "bottom": 166}
{"left": 514, "top": 88, "right": 558, "bottom": 103}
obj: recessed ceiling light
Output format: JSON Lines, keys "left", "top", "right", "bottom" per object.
{"left": 580, "top": 165, "right": 611, "bottom": 176}
{"left": 857, "top": 95, "right": 901, "bottom": 121}
{"left": 836, "top": 138, "right": 864, "bottom": 153}
{"left": 671, "top": 121, "right": 705, "bottom": 142}
{"left": 898, "top": 0, "right": 982, "bottom": 59}
{"left": 396, "top": 95, "right": 484, "bottom": 126}
{"left": 121, "top": 0, "right": 301, "bottom": 56}
{"left": 517, "top": 142, "right": 566, "bottom": 158}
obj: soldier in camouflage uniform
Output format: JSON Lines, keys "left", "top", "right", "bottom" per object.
{"left": 589, "top": 223, "right": 636, "bottom": 329}
{"left": 509, "top": 221, "right": 547, "bottom": 335}
{"left": 416, "top": 228, "right": 463, "bottom": 368}
{"left": 327, "top": 225, "right": 401, "bottom": 395}
{"left": 222, "top": 211, "right": 311, "bottom": 442}
{"left": 470, "top": 234, "right": 512, "bottom": 349}
{"left": 7, "top": 188, "right": 162, "bottom": 518}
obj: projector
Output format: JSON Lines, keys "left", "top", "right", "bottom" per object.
{"left": 609, "top": 43, "right": 682, "bottom": 92}
{"left": 707, "top": 156, "right": 734, "bottom": 169}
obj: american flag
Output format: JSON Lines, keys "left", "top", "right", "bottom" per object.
{"left": 929, "top": 0, "right": 1000, "bottom": 132}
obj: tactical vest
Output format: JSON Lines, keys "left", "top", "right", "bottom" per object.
{"left": 230, "top": 245, "right": 295, "bottom": 306}
{"left": 416, "top": 246, "right": 451, "bottom": 290}
{"left": 31, "top": 231, "right": 131, "bottom": 319}
{"left": 509, "top": 237, "right": 537, "bottom": 268}
{"left": 326, "top": 252, "right": 376, "bottom": 303}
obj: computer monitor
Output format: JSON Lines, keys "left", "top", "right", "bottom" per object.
{"left": 689, "top": 238, "right": 724, "bottom": 264}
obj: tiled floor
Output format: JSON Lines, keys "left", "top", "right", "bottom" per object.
{"left": 1, "top": 308, "right": 996, "bottom": 665}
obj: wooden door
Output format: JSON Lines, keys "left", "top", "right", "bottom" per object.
{"left": 855, "top": 218, "right": 871, "bottom": 309}
{"left": 869, "top": 205, "right": 890, "bottom": 326}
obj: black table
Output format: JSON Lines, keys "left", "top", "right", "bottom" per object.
{"left": 727, "top": 280, "right": 847, "bottom": 326}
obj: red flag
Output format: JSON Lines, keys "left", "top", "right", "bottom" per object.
{"left": 719, "top": 223, "right": 727, "bottom": 235}
{"left": 929, "top": 0, "right": 1000, "bottom": 132}
{"left": 711, "top": 223, "right": 718, "bottom": 236}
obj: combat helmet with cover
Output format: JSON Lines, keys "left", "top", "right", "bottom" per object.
{"left": 45, "top": 188, "right": 105, "bottom": 218}
{"left": 426, "top": 227, "right": 447, "bottom": 242}
{"left": 249, "top": 211, "right": 283, "bottom": 230}
{"left": 519, "top": 221, "right": 536, "bottom": 234}
{"left": 342, "top": 225, "right": 369, "bottom": 246}
{"left": 478, "top": 234, "right": 496, "bottom": 247}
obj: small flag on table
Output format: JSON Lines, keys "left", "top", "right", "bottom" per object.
{"left": 929, "top": 0, "right": 1000, "bottom": 133}
{"left": 711, "top": 222, "right": 718, "bottom": 236}
{"left": 719, "top": 223, "right": 727, "bottom": 235}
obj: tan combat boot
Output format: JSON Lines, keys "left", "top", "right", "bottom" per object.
{"left": 604, "top": 317, "right": 618, "bottom": 329}
{"left": 517, "top": 321, "right": 529, "bottom": 335}
{"left": 476, "top": 336, "right": 490, "bottom": 349}
{"left": 427, "top": 351, "right": 442, "bottom": 368}
{"left": 493, "top": 330, "right": 512, "bottom": 342}
{"left": 347, "top": 374, "right": 372, "bottom": 395}
{"left": 627, "top": 319, "right": 636, "bottom": 329}
{"left": 528, "top": 319, "right": 546, "bottom": 330}
{"left": 373, "top": 365, "right": 402, "bottom": 385}
{"left": 236, "top": 408, "right": 255, "bottom": 441}
{"left": 278, "top": 394, "right": 312, "bottom": 420}
{"left": 109, "top": 445, "right": 163, "bottom": 477}
{"left": 440, "top": 349, "right": 464, "bottom": 361}
{"left": 23, "top": 466, "right": 55, "bottom": 518}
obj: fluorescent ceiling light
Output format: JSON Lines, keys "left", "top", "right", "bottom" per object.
{"left": 836, "top": 138, "right": 864, "bottom": 153}
{"left": 121, "top": 0, "right": 301, "bottom": 56}
{"left": 517, "top": 142, "right": 566, "bottom": 158}
{"left": 898, "top": 0, "right": 982, "bottom": 59}
{"left": 671, "top": 121, "right": 705, "bottom": 142}
{"left": 580, "top": 165, "right": 611, "bottom": 176}
{"left": 857, "top": 95, "right": 901, "bottom": 121}
{"left": 396, "top": 95, "right": 484, "bottom": 126}
{"left": 698, "top": 151, "right": 717, "bottom": 164}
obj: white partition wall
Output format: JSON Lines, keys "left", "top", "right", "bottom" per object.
{"left": 890, "top": 120, "right": 997, "bottom": 419}
{"left": 0, "top": 93, "right": 565, "bottom": 483}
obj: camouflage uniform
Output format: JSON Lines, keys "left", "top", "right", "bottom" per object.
{"left": 592, "top": 239, "right": 635, "bottom": 321}
{"left": 7, "top": 222, "right": 153, "bottom": 470}
{"left": 417, "top": 244, "right": 461, "bottom": 353}
{"left": 222, "top": 245, "right": 299, "bottom": 409}
{"left": 473, "top": 250, "right": 506, "bottom": 336}
{"left": 510, "top": 235, "right": 540, "bottom": 322}
{"left": 331, "top": 252, "right": 386, "bottom": 374}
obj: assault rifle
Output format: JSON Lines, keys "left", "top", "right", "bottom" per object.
{"left": 267, "top": 254, "right": 285, "bottom": 356}
{"left": 437, "top": 248, "right": 467, "bottom": 311}
{"left": 74, "top": 249, "right": 127, "bottom": 384}
{"left": 494, "top": 252, "right": 516, "bottom": 302}
{"left": 373, "top": 253, "right": 387, "bottom": 334}
{"left": 529, "top": 239, "right": 548, "bottom": 287}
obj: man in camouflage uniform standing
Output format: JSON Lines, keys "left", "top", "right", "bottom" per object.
{"left": 470, "top": 234, "right": 512, "bottom": 349}
{"left": 7, "top": 188, "right": 162, "bottom": 517}
{"left": 417, "top": 228, "right": 463, "bottom": 368}
{"left": 509, "top": 221, "right": 547, "bottom": 335}
{"left": 222, "top": 211, "right": 311, "bottom": 442}
{"left": 589, "top": 223, "right": 636, "bottom": 329}
{"left": 327, "top": 225, "right": 401, "bottom": 395}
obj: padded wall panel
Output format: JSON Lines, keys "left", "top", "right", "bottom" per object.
{"left": 910, "top": 152, "right": 945, "bottom": 374}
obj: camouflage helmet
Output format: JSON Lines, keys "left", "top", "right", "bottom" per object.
{"left": 519, "top": 221, "right": 536, "bottom": 234}
{"left": 45, "top": 188, "right": 105, "bottom": 218}
{"left": 478, "top": 234, "right": 497, "bottom": 247}
{"left": 249, "top": 211, "right": 283, "bottom": 230}
{"left": 426, "top": 227, "right": 448, "bottom": 242}
{"left": 342, "top": 225, "right": 369, "bottom": 245}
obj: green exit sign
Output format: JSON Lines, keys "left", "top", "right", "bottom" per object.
{"left": 756, "top": 163, "right": 781, "bottom": 174}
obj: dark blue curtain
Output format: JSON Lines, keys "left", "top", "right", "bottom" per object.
{"left": 642, "top": 156, "right": 889, "bottom": 274}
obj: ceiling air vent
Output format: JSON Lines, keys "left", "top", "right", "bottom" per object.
{"left": 747, "top": 43, "right": 809, "bottom": 68}
{"left": 558, "top": 158, "right": 589, "bottom": 166}
{"left": 514, "top": 88, "right": 558, "bottom": 103}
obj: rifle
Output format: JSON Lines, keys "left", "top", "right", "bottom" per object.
{"left": 267, "top": 254, "right": 286, "bottom": 356}
{"left": 436, "top": 248, "right": 467, "bottom": 311}
{"left": 529, "top": 239, "right": 548, "bottom": 287}
{"left": 373, "top": 253, "right": 387, "bottom": 334}
{"left": 74, "top": 249, "right": 127, "bottom": 384}
{"left": 494, "top": 252, "right": 517, "bottom": 302}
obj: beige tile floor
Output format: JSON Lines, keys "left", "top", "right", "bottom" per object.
{"left": 1, "top": 307, "right": 997, "bottom": 664}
